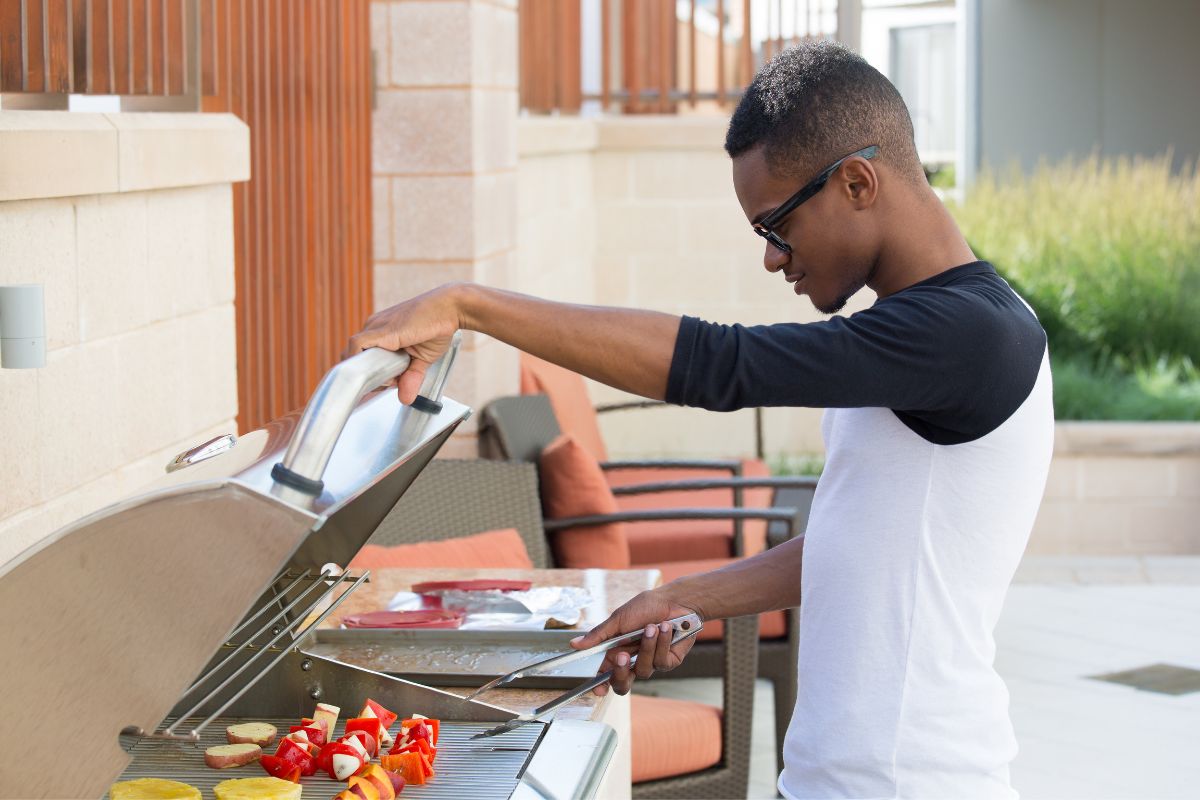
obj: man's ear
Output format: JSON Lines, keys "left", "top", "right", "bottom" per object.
{"left": 840, "top": 157, "right": 879, "bottom": 210}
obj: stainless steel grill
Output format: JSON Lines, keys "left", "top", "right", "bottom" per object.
{"left": 3, "top": 338, "right": 616, "bottom": 800}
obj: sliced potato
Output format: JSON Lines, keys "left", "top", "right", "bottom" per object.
{"left": 205, "top": 742, "right": 263, "bottom": 769}
{"left": 226, "top": 721, "right": 279, "bottom": 746}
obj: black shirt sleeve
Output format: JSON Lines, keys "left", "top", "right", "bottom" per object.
{"left": 665, "top": 269, "right": 1047, "bottom": 445}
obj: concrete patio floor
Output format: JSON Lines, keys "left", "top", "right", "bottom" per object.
{"left": 638, "top": 557, "right": 1200, "bottom": 799}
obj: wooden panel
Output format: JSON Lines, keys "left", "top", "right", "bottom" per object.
{"left": 164, "top": 0, "right": 181, "bottom": 93}
{"left": 129, "top": 0, "right": 147, "bottom": 93}
{"left": 110, "top": 0, "right": 130, "bottom": 94}
{"left": 25, "top": 0, "right": 47, "bottom": 92}
{"left": 70, "top": 0, "right": 86, "bottom": 91}
{"left": 201, "top": 0, "right": 374, "bottom": 433}
{"left": 0, "top": 0, "right": 23, "bottom": 91}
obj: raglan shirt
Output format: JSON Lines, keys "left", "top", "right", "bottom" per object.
{"left": 666, "top": 262, "right": 1055, "bottom": 800}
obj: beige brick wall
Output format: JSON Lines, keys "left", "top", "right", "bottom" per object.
{"left": 0, "top": 113, "right": 248, "bottom": 568}
{"left": 1028, "top": 424, "right": 1200, "bottom": 556}
{"left": 372, "top": 0, "right": 520, "bottom": 456}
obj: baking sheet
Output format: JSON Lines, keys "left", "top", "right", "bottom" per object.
{"left": 303, "top": 628, "right": 606, "bottom": 688}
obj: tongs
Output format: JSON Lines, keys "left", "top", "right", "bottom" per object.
{"left": 468, "top": 612, "right": 703, "bottom": 739}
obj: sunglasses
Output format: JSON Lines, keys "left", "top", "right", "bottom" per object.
{"left": 752, "top": 145, "right": 879, "bottom": 255}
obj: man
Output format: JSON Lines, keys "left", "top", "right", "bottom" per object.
{"left": 348, "top": 42, "right": 1052, "bottom": 799}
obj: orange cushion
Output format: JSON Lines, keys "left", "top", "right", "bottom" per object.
{"left": 349, "top": 528, "right": 533, "bottom": 570}
{"left": 630, "top": 694, "right": 722, "bottom": 783}
{"left": 519, "top": 353, "right": 609, "bottom": 462}
{"left": 538, "top": 434, "right": 631, "bottom": 569}
{"left": 655, "top": 558, "right": 788, "bottom": 640}
{"left": 607, "top": 461, "right": 774, "bottom": 559}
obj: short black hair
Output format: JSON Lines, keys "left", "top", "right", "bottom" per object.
{"left": 725, "top": 41, "right": 924, "bottom": 185}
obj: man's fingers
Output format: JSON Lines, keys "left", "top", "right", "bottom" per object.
{"left": 633, "top": 625, "right": 658, "bottom": 680}
{"left": 610, "top": 650, "right": 635, "bottom": 695}
{"left": 653, "top": 621, "right": 675, "bottom": 670}
{"left": 396, "top": 361, "right": 431, "bottom": 405}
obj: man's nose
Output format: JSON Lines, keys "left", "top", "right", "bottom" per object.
{"left": 763, "top": 242, "right": 789, "bottom": 273}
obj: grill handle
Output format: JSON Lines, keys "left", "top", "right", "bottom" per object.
{"left": 272, "top": 333, "right": 462, "bottom": 494}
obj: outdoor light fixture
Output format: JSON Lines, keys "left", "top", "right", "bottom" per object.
{"left": 0, "top": 284, "right": 46, "bottom": 369}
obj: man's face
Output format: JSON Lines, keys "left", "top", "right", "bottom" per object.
{"left": 731, "top": 146, "right": 876, "bottom": 314}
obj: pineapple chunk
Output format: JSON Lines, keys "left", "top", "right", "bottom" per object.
{"left": 109, "top": 778, "right": 201, "bottom": 800}
{"left": 213, "top": 776, "right": 303, "bottom": 800}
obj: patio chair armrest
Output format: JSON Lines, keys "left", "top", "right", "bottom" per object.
{"left": 610, "top": 476, "right": 818, "bottom": 496}
{"left": 594, "top": 399, "right": 669, "bottom": 414}
{"left": 544, "top": 506, "right": 804, "bottom": 547}
{"left": 599, "top": 458, "right": 743, "bottom": 476}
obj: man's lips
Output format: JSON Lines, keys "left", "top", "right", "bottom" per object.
{"left": 785, "top": 272, "right": 806, "bottom": 292}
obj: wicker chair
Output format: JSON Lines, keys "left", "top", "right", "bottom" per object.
{"left": 365, "top": 458, "right": 794, "bottom": 798}
{"left": 480, "top": 394, "right": 817, "bottom": 776}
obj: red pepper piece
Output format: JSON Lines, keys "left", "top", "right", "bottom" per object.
{"left": 363, "top": 698, "right": 399, "bottom": 731}
{"left": 275, "top": 737, "right": 316, "bottom": 776}
{"left": 260, "top": 754, "right": 301, "bottom": 783}
{"left": 400, "top": 718, "right": 439, "bottom": 747}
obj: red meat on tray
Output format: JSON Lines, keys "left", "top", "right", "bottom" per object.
{"left": 410, "top": 579, "right": 533, "bottom": 594}
{"left": 341, "top": 609, "right": 466, "bottom": 629}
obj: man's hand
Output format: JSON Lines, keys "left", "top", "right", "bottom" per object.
{"left": 343, "top": 284, "right": 464, "bottom": 404}
{"left": 570, "top": 589, "right": 703, "bottom": 697}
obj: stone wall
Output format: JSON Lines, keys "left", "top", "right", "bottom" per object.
{"left": 371, "top": 0, "right": 520, "bottom": 457}
{"left": 0, "top": 111, "right": 249, "bottom": 567}
{"left": 1029, "top": 423, "right": 1200, "bottom": 556}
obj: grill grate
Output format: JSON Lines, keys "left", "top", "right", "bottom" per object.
{"left": 111, "top": 716, "right": 545, "bottom": 799}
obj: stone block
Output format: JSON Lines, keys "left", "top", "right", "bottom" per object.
{"left": 35, "top": 339, "right": 122, "bottom": 500}
{"left": 373, "top": 89, "right": 472, "bottom": 174}
{"left": 114, "top": 320, "right": 185, "bottom": 463}
{"left": 146, "top": 186, "right": 215, "bottom": 321}
{"left": 630, "top": 151, "right": 737, "bottom": 201}
{"left": 1081, "top": 456, "right": 1174, "bottom": 499}
{"left": 0, "top": 368, "right": 42, "bottom": 520}
{"left": 471, "top": 89, "right": 518, "bottom": 172}
{"left": 0, "top": 111, "right": 118, "bottom": 201}
{"left": 75, "top": 192, "right": 153, "bottom": 342}
{"left": 471, "top": 1, "right": 519, "bottom": 89}
{"left": 592, "top": 152, "right": 634, "bottom": 200}
{"left": 370, "top": 1, "right": 390, "bottom": 88}
{"left": 0, "top": 197, "right": 79, "bottom": 349}
{"left": 472, "top": 171, "right": 518, "bottom": 257}
{"left": 1174, "top": 457, "right": 1200, "bottom": 497}
{"left": 630, "top": 253, "right": 736, "bottom": 308}
{"left": 107, "top": 112, "right": 250, "bottom": 192}
{"left": 390, "top": 1, "right": 472, "bottom": 86}
{"left": 373, "top": 177, "right": 391, "bottom": 261}
{"left": 596, "top": 204, "right": 681, "bottom": 257}
{"left": 1043, "top": 456, "right": 1082, "bottom": 500}
{"left": 391, "top": 175, "right": 475, "bottom": 260}
{"left": 373, "top": 261, "right": 475, "bottom": 310}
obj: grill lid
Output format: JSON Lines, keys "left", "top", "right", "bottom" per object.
{"left": 1, "top": 343, "right": 475, "bottom": 797}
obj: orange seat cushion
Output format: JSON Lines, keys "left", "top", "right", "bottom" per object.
{"left": 538, "top": 434, "right": 631, "bottom": 569}
{"left": 349, "top": 528, "right": 534, "bottom": 570}
{"left": 630, "top": 694, "right": 723, "bottom": 783}
{"left": 655, "top": 558, "right": 788, "bottom": 640}
{"left": 520, "top": 353, "right": 609, "bottom": 462}
{"left": 607, "top": 461, "right": 774, "bottom": 560}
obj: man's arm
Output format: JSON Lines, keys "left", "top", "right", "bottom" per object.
{"left": 574, "top": 534, "right": 804, "bottom": 696}
{"left": 345, "top": 282, "right": 681, "bottom": 404}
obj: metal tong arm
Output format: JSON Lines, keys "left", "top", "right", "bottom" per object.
{"left": 472, "top": 621, "right": 704, "bottom": 738}
{"left": 467, "top": 612, "right": 702, "bottom": 700}
{"left": 272, "top": 333, "right": 461, "bottom": 494}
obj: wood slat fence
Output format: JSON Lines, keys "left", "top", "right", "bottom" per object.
{"left": 520, "top": 0, "right": 841, "bottom": 114}
{"left": 0, "top": 0, "right": 374, "bottom": 434}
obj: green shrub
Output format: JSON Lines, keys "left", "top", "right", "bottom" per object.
{"left": 949, "top": 154, "right": 1200, "bottom": 420}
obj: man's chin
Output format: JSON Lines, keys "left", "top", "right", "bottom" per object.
{"left": 812, "top": 295, "right": 849, "bottom": 315}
